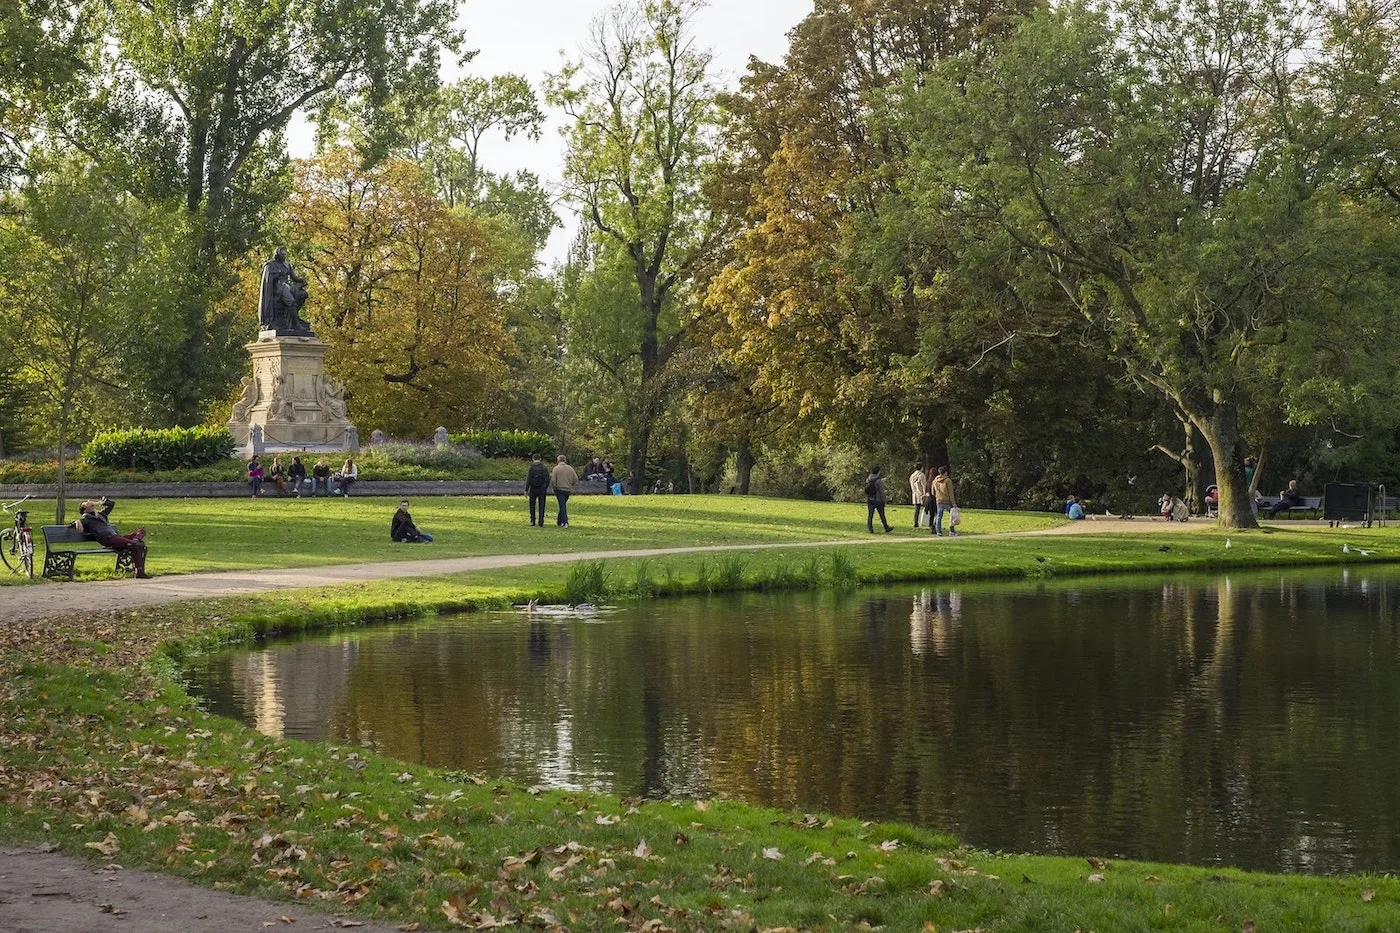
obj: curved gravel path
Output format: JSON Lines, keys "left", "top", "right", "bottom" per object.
{"left": 0, "top": 517, "right": 1216, "bottom": 625}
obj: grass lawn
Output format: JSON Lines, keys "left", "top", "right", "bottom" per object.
{"left": 0, "top": 495, "right": 1066, "bottom": 582}
{"left": 4, "top": 552, "right": 1400, "bottom": 931}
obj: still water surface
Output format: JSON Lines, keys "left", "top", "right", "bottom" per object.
{"left": 183, "top": 569, "right": 1400, "bottom": 874}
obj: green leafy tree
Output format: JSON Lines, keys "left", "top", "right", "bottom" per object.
{"left": 0, "top": 1, "right": 87, "bottom": 187}
{"left": 902, "top": 0, "right": 1400, "bottom": 528}
{"left": 547, "top": 0, "right": 723, "bottom": 491}
{"left": 0, "top": 158, "right": 173, "bottom": 521}
{"left": 63, "top": 0, "right": 462, "bottom": 424}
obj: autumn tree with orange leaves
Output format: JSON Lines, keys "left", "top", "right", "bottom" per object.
{"left": 283, "top": 147, "right": 514, "bottom": 437}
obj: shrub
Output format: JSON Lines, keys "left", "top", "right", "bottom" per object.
{"left": 564, "top": 560, "right": 611, "bottom": 605}
{"left": 714, "top": 554, "right": 748, "bottom": 591}
{"left": 83, "top": 427, "right": 234, "bottom": 470}
{"left": 358, "top": 442, "right": 483, "bottom": 473}
{"left": 449, "top": 429, "right": 553, "bottom": 459}
{"left": 828, "top": 551, "right": 859, "bottom": 590}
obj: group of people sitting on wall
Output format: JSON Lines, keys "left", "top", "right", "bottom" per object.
{"left": 246, "top": 455, "right": 358, "bottom": 498}
{"left": 582, "top": 455, "right": 637, "bottom": 496}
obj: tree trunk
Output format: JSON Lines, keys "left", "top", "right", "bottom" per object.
{"left": 734, "top": 434, "right": 755, "bottom": 495}
{"left": 1193, "top": 402, "right": 1258, "bottom": 529}
{"left": 54, "top": 406, "right": 69, "bottom": 525}
{"left": 628, "top": 423, "right": 650, "bottom": 496}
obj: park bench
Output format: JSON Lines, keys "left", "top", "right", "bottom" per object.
{"left": 1256, "top": 495, "right": 1323, "bottom": 519}
{"left": 40, "top": 524, "right": 136, "bottom": 581}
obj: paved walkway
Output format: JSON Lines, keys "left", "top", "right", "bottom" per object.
{"left": 0, "top": 848, "right": 403, "bottom": 933}
{"left": 0, "top": 518, "right": 1214, "bottom": 624}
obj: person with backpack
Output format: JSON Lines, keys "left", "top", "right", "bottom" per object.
{"left": 931, "top": 466, "right": 959, "bottom": 537}
{"left": 865, "top": 466, "right": 894, "bottom": 534}
{"left": 525, "top": 454, "right": 551, "bottom": 526}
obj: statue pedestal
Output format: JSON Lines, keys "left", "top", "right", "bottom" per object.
{"left": 227, "top": 335, "right": 355, "bottom": 455}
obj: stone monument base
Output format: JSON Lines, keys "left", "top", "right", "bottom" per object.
{"left": 227, "top": 335, "right": 356, "bottom": 457}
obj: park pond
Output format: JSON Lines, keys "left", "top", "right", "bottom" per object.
{"left": 182, "top": 568, "right": 1400, "bottom": 876}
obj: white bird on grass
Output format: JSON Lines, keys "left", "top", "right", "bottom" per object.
{"left": 1344, "top": 543, "right": 1351, "bottom": 554}
{"left": 1225, "top": 539, "right": 1232, "bottom": 549}
{"left": 1359, "top": 549, "right": 1375, "bottom": 557}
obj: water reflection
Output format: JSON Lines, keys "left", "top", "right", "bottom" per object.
{"left": 183, "top": 570, "right": 1400, "bottom": 875}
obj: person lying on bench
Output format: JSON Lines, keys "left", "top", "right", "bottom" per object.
{"left": 75, "top": 497, "right": 151, "bottom": 578}
{"left": 1264, "top": 479, "right": 1303, "bottom": 518}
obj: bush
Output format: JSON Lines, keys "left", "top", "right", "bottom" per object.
{"left": 358, "top": 442, "right": 483, "bottom": 473}
{"left": 449, "top": 429, "right": 553, "bottom": 459}
{"left": 83, "top": 427, "right": 234, "bottom": 470}
{"left": 564, "top": 560, "right": 611, "bottom": 605}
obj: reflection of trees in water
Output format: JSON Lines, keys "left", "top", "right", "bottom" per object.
{"left": 198, "top": 574, "right": 1400, "bottom": 872}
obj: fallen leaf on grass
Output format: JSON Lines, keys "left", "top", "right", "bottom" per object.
{"left": 632, "top": 839, "right": 653, "bottom": 860}
{"left": 929, "top": 879, "right": 948, "bottom": 897}
{"left": 1086, "top": 857, "right": 1108, "bottom": 870}
{"left": 1363, "top": 889, "right": 1376, "bottom": 902}
{"left": 1242, "top": 923, "right": 1256, "bottom": 933}
{"left": 877, "top": 839, "right": 900, "bottom": 851}
{"left": 1144, "top": 875, "right": 1163, "bottom": 885}
{"left": 594, "top": 814, "right": 619, "bottom": 826}
{"left": 762, "top": 847, "right": 784, "bottom": 861}
{"left": 85, "top": 833, "right": 120, "bottom": 857}
{"left": 1087, "top": 873, "right": 1106, "bottom": 883}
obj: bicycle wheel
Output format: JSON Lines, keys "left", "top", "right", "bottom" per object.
{"left": 0, "top": 528, "right": 17, "bottom": 574}
{"left": 19, "top": 529, "right": 34, "bottom": 579}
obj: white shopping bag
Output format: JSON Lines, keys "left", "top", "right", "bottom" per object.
{"left": 950, "top": 506, "right": 961, "bottom": 528}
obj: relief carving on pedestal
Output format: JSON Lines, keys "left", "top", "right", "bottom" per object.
{"left": 229, "top": 377, "right": 259, "bottom": 424}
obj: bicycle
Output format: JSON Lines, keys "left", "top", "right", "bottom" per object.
{"left": 1, "top": 495, "right": 35, "bottom": 579}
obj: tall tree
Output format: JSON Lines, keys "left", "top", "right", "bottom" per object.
{"left": 64, "top": 0, "right": 462, "bottom": 424}
{"left": 903, "top": 0, "right": 1400, "bottom": 528}
{"left": 0, "top": 1, "right": 87, "bottom": 187}
{"left": 0, "top": 158, "right": 171, "bottom": 521}
{"left": 283, "top": 148, "right": 515, "bottom": 436}
{"left": 548, "top": 0, "right": 722, "bottom": 491}
{"left": 705, "top": 0, "right": 1034, "bottom": 473}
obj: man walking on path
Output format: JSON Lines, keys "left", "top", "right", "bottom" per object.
{"left": 865, "top": 466, "right": 894, "bottom": 534}
{"left": 931, "top": 466, "right": 959, "bottom": 537}
{"left": 551, "top": 455, "right": 578, "bottom": 528}
{"left": 525, "top": 454, "right": 551, "bottom": 527}
{"left": 909, "top": 463, "right": 928, "bottom": 528}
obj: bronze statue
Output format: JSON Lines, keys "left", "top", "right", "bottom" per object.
{"left": 258, "top": 246, "right": 312, "bottom": 335}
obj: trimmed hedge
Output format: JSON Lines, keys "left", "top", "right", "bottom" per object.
{"left": 449, "top": 429, "right": 553, "bottom": 459}
{"left": 83, "top": 427, "right": 235, "bottom": 470}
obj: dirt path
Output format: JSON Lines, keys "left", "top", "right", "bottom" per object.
{"left": 0, "top": 848, "right": 403, "bottom": 933}
{"left": 0, "top": 517, "right": 1218, "bottom": 624}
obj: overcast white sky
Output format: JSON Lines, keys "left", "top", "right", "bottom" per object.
{"left": 290, "top": 0, "right": 813, "bottom": 264}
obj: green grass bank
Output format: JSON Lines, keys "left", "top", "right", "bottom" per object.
{"left": 5, "top": 525, "right": 1400, "bottom": 930}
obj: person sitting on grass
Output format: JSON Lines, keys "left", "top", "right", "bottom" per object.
{"left": 1264, "top": 479, "right": 1303, "bottom": 518}
{"left": 1158, "top": 492, "right": 1190, "bottom": 522}
{"left": 337, "top": 457, "right": 358, "bottom": 496}
{"left": 1066, "top": 495, "right": 1085, "bottom": 520}
{"left": 74, "top": 497, "right": 150, "bottom": 578}
{"left": 390, "top": 499, "right": 433, "bottom": 543}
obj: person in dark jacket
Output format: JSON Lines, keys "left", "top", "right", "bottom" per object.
{"left": 865, "top": 466, "right": 894, "bottom": 534}
{"left": 390, "top": 499, "right": 433, "bottom": 542}
{"left": 525, "top": 454, "right": 551, "bottom": 526}
{"left": 1264, "top": 479, "right": 1304, "bottom": 518}
{"left": 74, "top": 497, "right": 151, "bottom": 577}
{"left": 288, "top": 456, "right": 308, "bottom": 496}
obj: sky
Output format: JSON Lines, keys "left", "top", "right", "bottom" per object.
{"left": 290, "top": 0, "right": 814, "bottom": 264}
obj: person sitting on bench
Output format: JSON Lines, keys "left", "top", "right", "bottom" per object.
{"left": 74, "top": 497, "right": 151, "bottom": 578}
{"left": 1264, "top": 479, "right": 1303, "bottom": 518}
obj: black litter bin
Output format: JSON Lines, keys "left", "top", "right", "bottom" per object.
{"left": 1324, "top": 483, "right": 1373, "bottom": 525}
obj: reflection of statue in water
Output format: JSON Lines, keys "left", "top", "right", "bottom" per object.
{"left": 258, "top": 246, "right": 313, "bottom": 335}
